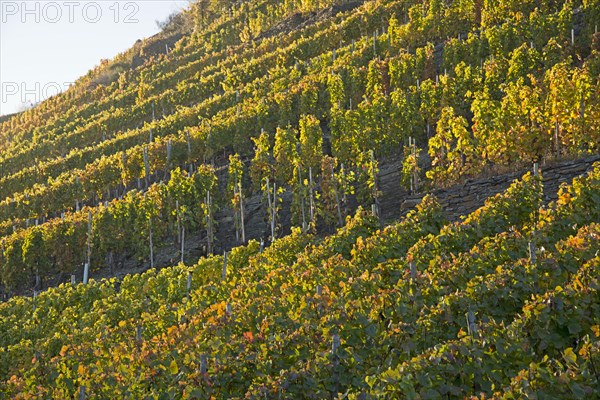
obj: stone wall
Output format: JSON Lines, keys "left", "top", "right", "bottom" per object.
{"left": 389, "top": 155, "right": 599, "bottom": 222}
{"left": 213, "top": 155, "right": 600, "bottom": 252}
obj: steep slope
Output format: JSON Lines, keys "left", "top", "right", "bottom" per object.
{"left": 0, "top": 163, "right": 598, "bottom": 398}
{"left": 0, "top": 0, "right": 599, "bottom": 306}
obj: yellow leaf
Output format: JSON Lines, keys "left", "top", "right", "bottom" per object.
{"left": 78, "top": 364, "right": 85, "bottom": 376}
{"left": 167, "top": 325, "right": 178, "bottom": 337}
{"left": 563, "top": 348, "right": 577, "bottom": 365}
{"left": 169, "top": 360, "right": 179, "bottom": 375}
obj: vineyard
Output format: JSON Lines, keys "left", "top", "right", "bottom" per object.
{"left": 0, "top": 0, "right": 600, "bottom": 397}
{"left": 0, "top": 163, "right": 598, "bottom": 397}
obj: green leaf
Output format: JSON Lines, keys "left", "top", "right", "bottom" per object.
{"left": 567, "top": 321, "right": 582, "bottom": 335}
{"left": 570, "top": 382, "right": 585, "bottom": 398}
{"left": 422, "top": 388, "right": 441, "bottom": 399}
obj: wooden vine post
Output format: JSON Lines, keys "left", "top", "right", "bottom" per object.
{"left": 180, "top": 224, "right": 185, "bottom": 264}
{"left": 83, "top": 210, "right": 92, "bottom": 284}
{"left": 233, "top": 184, "right": 240, "bottom": 243}
{"left": 149, "top": 102, "right": 155, "bottom": 143}
{"left": 143, "top": 146, "right": 150, "bottom": 188}
{"left": 373, "top": 30, "right": 377, "bottom": 57}
{"left": 83, "top": 233, "right": 90, "bottom": 286}
{"left": 554, "top": 120, "right": 560, "bottom": 158}
{"left": 176, "top": 200, "right": 181, "bottom": 245}
{"left": 308, "top": 167, "right": 315, "bottom": 224}
{"left": 185, "top": 131, "right": 193, "bottom": 173}
{"left": 315, "top": 285, "right": 323, "bottom": 315}
{"left": 221, "top": 252, "right": 228, "bottom": 281}
{"left": 182, "top": 271, "right": 191, "bottom": 312}
{"left": 239, "top": 181, "right": 246, "bottom": 243}
{"left": 340, "top": 163, "right": 349, "bottom": 217}
{"left": 272, "top": 180, "right": 277, "bottom": 240}
{"left": 408, "top": 137, "right": 419, "bottom": 194}
{"left": 331, "top": 334, "right": 341, "bottom": 398}
{"left": 370, "top": 150, "right": 380, "bottom": 222}
{"left": 205, "top": 190, "right": 214, "bottom": 255}
{"left": 136, "top": 325, "right": 143, "bottom": 349}
{"left": 331, "top": 163, "right": 343, "bottom": 227}
{"left": 465, "top": 311, "right": 477, "bottom": 341}
{"left": 298, "top": 164, "right": 307, "bottom": 231}
{"left": 165, "top": 139, "right": 173, "bottom": 180}
{"left": 149, "top": 216, "right": 154, "bottom": 269}
{"left": 580, "top": 93, "right": 585, "bottom": 142}
{"left": 529, "top": 241, "right": 537, "bottom": 264}
{"left": 266, "top": 177, "right": 276, "bottom": 241}
{"left": 200, "top": 354, "right": 208, "bottom": 375}
{"left": 146, "top": 193, "right": 154, "bottom": 269}
{"left": 176, "top": 199, "right": 185, "bottom": 263}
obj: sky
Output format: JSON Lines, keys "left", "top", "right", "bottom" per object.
{"left": 0, "top": 0, "right": 190, "bottom": 116}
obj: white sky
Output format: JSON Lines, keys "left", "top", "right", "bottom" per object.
{"left": 0, "top": 0, "right": 189, "bottom": 116}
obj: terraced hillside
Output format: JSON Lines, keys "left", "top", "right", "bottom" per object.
{"left": 1, "top": 0, "right": 599, "bottom": 296}
{"left": 1, "top": 162, "right": 599, "bottom": 397}
{"left": 0, "top": 0, "right": 599, "bottom": 396}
